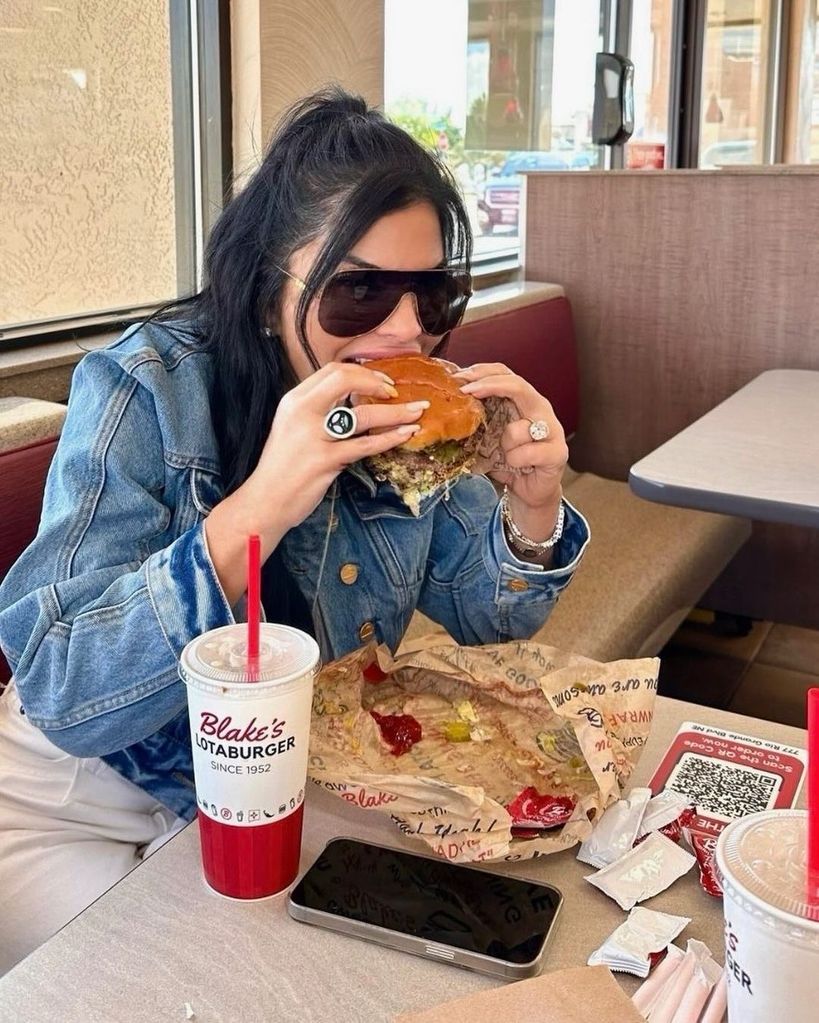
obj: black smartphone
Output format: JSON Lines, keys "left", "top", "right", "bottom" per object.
{"left": 288, "top": 837, "right": 563, "bottom": 980}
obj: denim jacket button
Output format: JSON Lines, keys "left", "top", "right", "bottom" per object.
{"left": 506, "top": 578, "right": 529, "bottom": 592}
{"left": 358, "top": 621, "right": 376, "bottom": 642}
{"left": 339, "top": 563, "right": 359, "bottom": 585}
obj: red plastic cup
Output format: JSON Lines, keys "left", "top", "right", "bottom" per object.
{"left": 179, "top": 623, "right": 320, "bottom": 900}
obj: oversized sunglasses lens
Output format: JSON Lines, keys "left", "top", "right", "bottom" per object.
{"left": 317, "top": 270, "right": 471, "bottom": 338}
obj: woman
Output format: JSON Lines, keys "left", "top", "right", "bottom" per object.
{"left": 0, "top": 89, "right": 589, "bottom": 970}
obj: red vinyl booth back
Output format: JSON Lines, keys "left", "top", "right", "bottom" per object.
{"left": 1, "top": 437, "right": 59, "bottom": 684}
{"left": 446, "top": 296, "right": 579, "bottom": 437}
{"left": 0, "top": 296, "right": 579, "bottom": 685}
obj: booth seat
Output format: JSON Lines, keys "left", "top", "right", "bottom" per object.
{"left": 0, "top": 293, "right": 751, "bottom": 685}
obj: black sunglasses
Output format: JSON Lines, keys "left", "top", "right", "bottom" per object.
{"left": 281, "top": 267, "right": 472, "bottom": 338}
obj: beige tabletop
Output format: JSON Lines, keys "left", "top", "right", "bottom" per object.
{"left": 629, "top": 369, "right": 819, "bottom": 527}
{"left": 0, "top": 698, "right": 806, "bottom": 1023}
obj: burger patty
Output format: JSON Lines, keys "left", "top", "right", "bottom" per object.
{"left": 366, "top": 441, "right": 476, "bottom": 514}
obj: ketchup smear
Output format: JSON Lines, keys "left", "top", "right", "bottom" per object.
{"left": 363, "top": 662, "right": 388, "bottom": 683}
{"left": 370, "top": 710, "right": 422, "bottom": 756}
{"left": 506, "top": 787, "right": 575, "bottom": 830}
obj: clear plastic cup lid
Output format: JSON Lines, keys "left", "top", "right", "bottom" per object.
{"left": 180, "top": 623, "right": 320, "bottom": 688}
{"left": 718, "top": 810, "right": 819, "bottom": 923}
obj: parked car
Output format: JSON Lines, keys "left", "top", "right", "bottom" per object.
{"left": 700, "top": 140, "right": 757, "bottom": 168}
{"left": 477, "top": 150, "right": 593, "bottom": 235}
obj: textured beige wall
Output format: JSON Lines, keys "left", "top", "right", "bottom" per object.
{"left": 231, "top": 0, "right": 263, "bottom": 184}
{"left": 253, "top": 0, "right": 384, "bottom": 154}
{"left": 1, "top": 0, "right": 177, "bottom": 326}
{"left": 231, "top": 0, "right": 385, "bottom": 180}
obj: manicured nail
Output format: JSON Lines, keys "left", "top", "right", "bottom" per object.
{"left": 405, "top": 400, "right": 430, "bottom": 412}
{"left": 396, "top": 424, "right": 422, "bottom": 435}
{"left": 382, "top": 384, "right": 399, "bottom": 399}
{"left": 459, "top": 381, "right": 479, "bottom": 393}
{"left": 373, "top": 371, "right": 395, "bottom": 385}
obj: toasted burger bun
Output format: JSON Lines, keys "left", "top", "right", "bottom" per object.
{"left": 359, "top": 355, "right": 486, "bottom": 515}
{"left": 359, "top": 355, "right": 484, "bottom": 451}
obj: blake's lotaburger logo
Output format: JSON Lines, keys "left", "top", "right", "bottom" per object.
{"left": 199, "top": 713, "right": 285, "bottom": 742}
{"left": 195, "top": 712, "right": 296, "bottom": 759}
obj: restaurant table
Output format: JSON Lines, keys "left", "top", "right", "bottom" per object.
{"left": 0, "top": 697, "right": 806, "bottom": 1023}
{"left": 629, "top": 369, "right": 819, "bottom": 527}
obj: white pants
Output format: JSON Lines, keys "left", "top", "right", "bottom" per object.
{"left": 0, "top": 681, "right": 185, "bottom": 974}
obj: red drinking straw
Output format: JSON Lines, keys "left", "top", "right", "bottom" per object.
{"left": 247, "top": 534, "right": 261, "bottom": 674}
{"left": 809, "top": 688, "right": 819, "bottom": 901}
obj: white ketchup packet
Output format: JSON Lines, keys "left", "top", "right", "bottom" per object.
{"left": 637, "top": 790, "right": 691, "bottom": 839}
{"left": 577, "top": 787, "right": 652, "bottom": 868}
{"left": 587, "top": 906, "right": 691, "bottom": 978}
{"left": 585, "top": 831, "right": 696, "bottom": 911}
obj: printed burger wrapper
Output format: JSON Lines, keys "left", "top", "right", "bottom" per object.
{"left": 308, "top": 639, "right": 659, "bottom": 862}
{"left": 466, "top": 395, "right": 523, "bottom": 477}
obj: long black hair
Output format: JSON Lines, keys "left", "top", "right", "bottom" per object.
{"left": 161, "top": 87, "right": 472, "bottom": 632}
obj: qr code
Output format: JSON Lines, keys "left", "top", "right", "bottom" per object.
{"left": 665, "top": 752, "right": 781, "bottom": 821}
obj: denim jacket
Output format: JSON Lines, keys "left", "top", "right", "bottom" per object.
{"left": 0, "top": 324, "right": 590, "bottom": 819}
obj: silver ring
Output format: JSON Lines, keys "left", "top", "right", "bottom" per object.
{"left": 324, "top": 406, "right": 357, "bottom": 440}
{"left": 528, "top": 419, "right": 549, "bottom": 442}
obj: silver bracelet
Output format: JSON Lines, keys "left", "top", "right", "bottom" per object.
{"left": 500, "top": 486, "right": 565, "bottom": 555}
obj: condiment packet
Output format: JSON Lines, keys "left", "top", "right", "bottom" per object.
{"left": 647, "top": 806, "right": 697, "bottom": 849}
{"left": 587, "top": 907, "right": 691, "bottom": 978}
{"left": 631, "top": 944, "right": 686, "bottom": 1017}
{"left": 585, "top": 832, "right": 696, "bottom": 911}
{"left": 698, "top": 970, "right": 727, "bottom": 1023}
{"left": 637, "top": 790, "right": 691, "bottom": 838}
{"left": 667, "top": 946, "right": 722, "bottom": 1023}
{"left": 577, "top": 787, "right": 652, "bottom": 868}
{"left": 684, "top": 831, "right": 723, "bottom": 898}
{"left": 632, "top": 939, "right": 722, "bottom": 1023}
{"left": 505, "top": 788, "right": 576, "bottom": 830}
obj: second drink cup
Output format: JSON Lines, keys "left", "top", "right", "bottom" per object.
{"left": 716, "top": 809, "right": 819, "bottom": 1022}
{"left": 180, "top": 622, "right": 320, "bottom": 900}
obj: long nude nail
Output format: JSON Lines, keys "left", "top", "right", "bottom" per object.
{"left": 396, "top": 424, "right": 422, "bottom": 435}
{"left": 373, "top": 371, "right": 395, "bottom": 385}
{"left": 382, "top": 384, "right": 399, "bottom": 399}
{"left": 405, "top": 400, "right": 430, "bottom": 412}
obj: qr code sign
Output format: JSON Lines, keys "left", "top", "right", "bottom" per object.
{"left": 665, "top": 752, "right": 781, "bottom": 821}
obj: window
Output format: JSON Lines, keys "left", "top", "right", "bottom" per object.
{"left": 698, "top": 0, "right": 777, "bottom": 167}
{"left": 812, "top": 0, "right": 819, "bottom": 161}
{"left": 627, "top": 0, "right": 675, "bottom": 167}
{"left": 0, "top": 1, "right": 227, "bottom": 344}
{"left": 384, "top": 0, "right": 605, "bottom": 266}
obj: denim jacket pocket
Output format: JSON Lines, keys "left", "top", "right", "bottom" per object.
{"left": 190, "top": 467, "right": 223, "bottom": 517}
{"left": 165, "top": 466, "right": 223, "bottom": 540}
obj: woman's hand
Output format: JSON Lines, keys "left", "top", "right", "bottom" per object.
{"left": 253, "top": 362, "right": 427, "bottom": 529}
{"left": 454, "top": 363, "right": 568, "bottom": 543}
{"left": 205, "top": 362, "right": 426, "bottom": 604}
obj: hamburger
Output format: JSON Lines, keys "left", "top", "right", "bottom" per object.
{"left": 359, "top": 355, "right": 485, "bottom": 514}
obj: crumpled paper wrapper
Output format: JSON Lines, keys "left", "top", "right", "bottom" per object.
{"left": 309, "top": 640, "right": 659, "bottom": 862}
{"left": 465, "top": 394, "right": 523, "bottom": 477}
